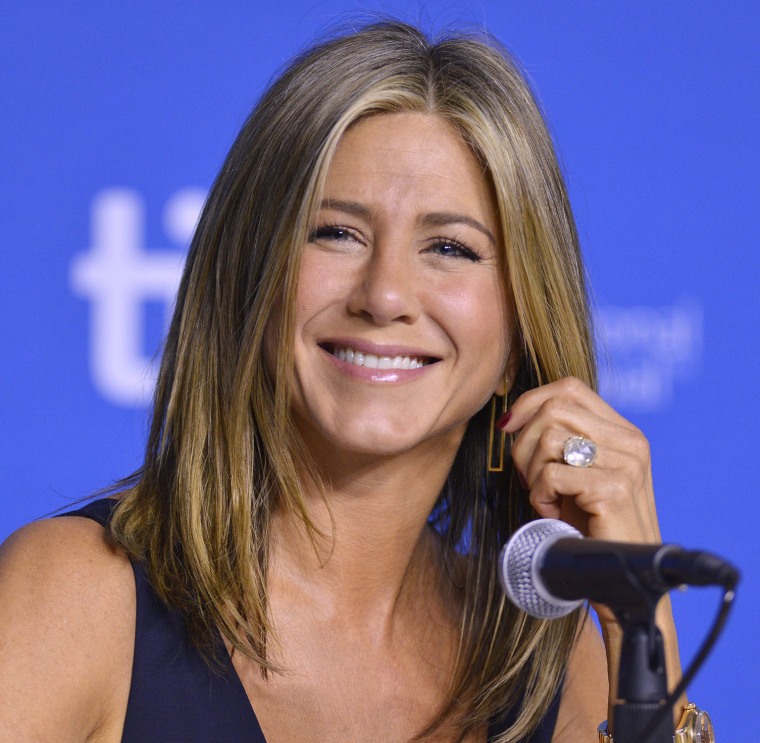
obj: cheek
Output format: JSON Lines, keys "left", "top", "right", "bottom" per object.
{"left": 433, "top": 278, "right": 512, "bottom": 367}
{"left": 293, "top": 252, "right": 350, "bottom": 330}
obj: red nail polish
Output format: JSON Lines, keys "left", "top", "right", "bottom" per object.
{"left": 496, "top": 411, "right": 512, "bottom": 430}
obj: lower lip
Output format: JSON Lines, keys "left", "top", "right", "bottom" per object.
{"left": 321, "top": 348, "right": 433, "bottom": 383}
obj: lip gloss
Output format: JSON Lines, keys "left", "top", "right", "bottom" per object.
{"left": 321, "top": 346, "right": 433, "bottom": 383}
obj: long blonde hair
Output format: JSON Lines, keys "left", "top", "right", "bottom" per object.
{"left": 108, "top": 20, "right": 596, "bottom": 742}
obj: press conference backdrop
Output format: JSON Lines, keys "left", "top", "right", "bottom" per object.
{"left": 2, "top": 0, "right": 758, "bottom": 733}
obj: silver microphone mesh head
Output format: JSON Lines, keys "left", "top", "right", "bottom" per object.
{"left": 499, "top": 519, "right": 584, "bottom": 619}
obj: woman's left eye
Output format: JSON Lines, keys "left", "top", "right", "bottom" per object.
{"left": 308, "top": 224, "right": 356, "bottom": 242}
{"left": 426, "top": 239, "right": 482, "bottom": 262}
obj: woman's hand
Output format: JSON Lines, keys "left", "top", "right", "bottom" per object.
{"left": 499, "top": 377, "right": 686, "bottom": 719}
{"left": 499, "top": 376, "right": 661, "bottom": 547}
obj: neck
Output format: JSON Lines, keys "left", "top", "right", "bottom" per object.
{"left": 269, "top": 428, "right": 463, "bottom": 631}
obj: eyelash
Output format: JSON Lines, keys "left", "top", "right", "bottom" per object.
{"left": 308, "top": 224, "right": 358, "bottom": 243}
{"left": 426, "top": 237, "right": 483, "bottom": 263}
{"left": 309, "top": 224, "right": 483, "bottom": 263}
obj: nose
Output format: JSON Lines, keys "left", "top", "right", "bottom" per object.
{"left": 346, "top": 242, "right": 420, "bottom": 326}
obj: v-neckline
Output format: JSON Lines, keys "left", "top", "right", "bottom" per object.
{"left": 219, "top": 636, "right": 270, "bottom": 741}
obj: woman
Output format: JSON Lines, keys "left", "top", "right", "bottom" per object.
{"left": 0, "top": 20, "right": 692, "bottom": 742}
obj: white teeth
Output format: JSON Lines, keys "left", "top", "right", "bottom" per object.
{"left": 330, "top": 346, "right": 428, "bottom": 369}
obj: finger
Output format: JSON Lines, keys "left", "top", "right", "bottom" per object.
{"left": 509, "top": 384, "right": 651, "bottom": 474}
{"left": 519, "top": 423, "right": 574, "bottom": 487}
{"left": 526, "top": 489, "right": 592, "bottom": 544}
{"left": 500, "top": 377, "right": 636, "bottom": 435}
{"left": 510, "top": 399, "right": 623, "bottom": 482}
{"left": 528, "top": 460, "right": 659, "bottom": 543}
{"left": 528, "top": 463, "right": 622, "bottom": 538}
{"left": 526, "top": 462, "right": 604, "bottom": 531}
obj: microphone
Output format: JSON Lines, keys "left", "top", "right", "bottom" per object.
{"left": 499, "top": 519, "right": 739, "bottom": 619}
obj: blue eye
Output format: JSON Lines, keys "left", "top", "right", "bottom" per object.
{"left": 428, "top": 239, "right": 482, "bottom": 262}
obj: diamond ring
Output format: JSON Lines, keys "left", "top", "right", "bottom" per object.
{"left": 563, "top": 436, "right": 597, "bottom": 468}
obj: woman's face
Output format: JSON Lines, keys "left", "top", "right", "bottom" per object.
{"left": 287, "top": 112, "right": 514, "bottom": 463}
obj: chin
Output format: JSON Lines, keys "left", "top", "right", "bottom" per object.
{"left": 331, "top": 431, "right": 423, "bottom": 459}
{"left": 315, "top": 418, "right": 465, "bottom": 464}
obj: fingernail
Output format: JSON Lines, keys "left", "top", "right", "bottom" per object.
{"left": 496, "top": 411, "right": 512, "bottom": 430}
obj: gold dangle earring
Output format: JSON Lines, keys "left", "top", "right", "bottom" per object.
{"left": 487, "top": 377, "right": 510, "bottom": 472}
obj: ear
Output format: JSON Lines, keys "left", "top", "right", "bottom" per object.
{"left": 495, "top": 344, "right": 522, "bottom": 397}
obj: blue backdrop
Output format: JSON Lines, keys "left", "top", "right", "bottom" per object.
{"left": 2, "top": 1, "right": 758, "bottom": 733}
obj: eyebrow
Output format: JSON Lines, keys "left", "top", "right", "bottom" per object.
{"left": 420, "top": 211, "right": 496, "bottom": 246}
{"left": 319, "top": 199, "right": 497, "bottom": 246}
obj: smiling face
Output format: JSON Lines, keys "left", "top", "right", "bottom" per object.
{"left": 286, "top": 112, "right": 515, "bottom": 465}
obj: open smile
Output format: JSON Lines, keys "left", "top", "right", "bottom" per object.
{"left": 318, "top": 342, "right": 441, "bottom": 374}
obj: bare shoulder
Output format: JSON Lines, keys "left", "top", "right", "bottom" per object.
{"left": 0, "top": 511, "right": 135, "bottom": 742}
{"left": 552, "top": 614, "right": 608, "bottom": 742}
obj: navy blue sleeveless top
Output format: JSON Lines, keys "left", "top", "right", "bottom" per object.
{"left": 61, "top": 498, "right": 560, "bottom": 742}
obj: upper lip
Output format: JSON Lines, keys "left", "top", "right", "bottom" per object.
{"left": 318, "top": 338, "right": 443, "bottom": 361}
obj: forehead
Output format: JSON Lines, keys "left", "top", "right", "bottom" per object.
{"left": 323, "top": 113, "right": 497, "bottom": 224}
{"left": 333, "top": 112, "right": 479, "bottom": 169}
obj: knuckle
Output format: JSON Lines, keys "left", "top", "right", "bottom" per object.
{"left": 621, "top": 423, "right": 650, "bottom": 457}
{"left": 561, "top": 376, "right": 586, "bottom": 396}
{"left": 632, "top": 433, "right": 651, "bottom": 460}
{"left": 591, "top": 499, "right": 614, "bottom": 521}
{"left": 537, "top": 427, "right": 559, "bottom": 453}
{"left": 619, "top": 447, "right": 649, "bottom": 481}
{"left": 540, "top": 396, "right": 567, "bottom": 419}
{"left": 607, "top": 477, "right": 629, "bottom": 501}
{"left": 529, "top": 486, "right": 558, "bottom": 513}
{"left": 509, "top": 437, "right": 526, "bottom": 465}
{"left": 543, "top": 461, "right": 563, "bottom": 485}
{"left": 620, "top": 457, "right": 642, "bottom": 483}
{"left": 530, "top": 467, "right": 549, "bottom": 493}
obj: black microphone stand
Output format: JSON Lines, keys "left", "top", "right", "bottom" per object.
{"left": 540, "top": 540, "right": 676, "bottom": 741}
{"left": 606, "top": 587, "right": 673, "bottom": 743}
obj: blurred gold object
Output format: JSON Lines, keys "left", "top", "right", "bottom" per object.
{"left": 674, "top": 703, "right": 715, "bottom": 743}
{"left": 597, "top": 703, "right": 715, "bottom": 742}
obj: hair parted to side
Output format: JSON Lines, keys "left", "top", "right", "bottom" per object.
{"left": 107, "top": 20, "right": 596, "bottom": 743}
